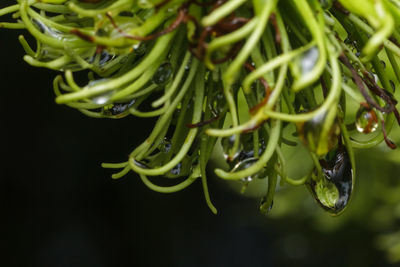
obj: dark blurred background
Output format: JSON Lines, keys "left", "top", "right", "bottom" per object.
{"left": 1, "top": 7, "right": 400, "bottom": 267}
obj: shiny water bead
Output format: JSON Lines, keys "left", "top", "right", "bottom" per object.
{"left": 241, "top": 176, "right": 253, "bottom": 183}
{"left": 222, "top": 135, "right": 241, "bottom": 162}
{"left": 102, "top": 100, "right": 135, "bottom": 116}
{"left": 208, "top": 88, "right": 226, "bottom": 116}
{"left": 307, "top": 145, "right": 354, "bottom": 214}
{"left": 32, "top": 18, "right": 63, "bottom": 40}
{"left": 133, "top": 42, "right": 147, "bottom": 56}
{"left": 159, "top": 137, "right": 172, "bottom": 153}
{"left": 133, "top": 159, "right": 150, "bottom": 169}
{"left": 259, "top": 198, "right": 273, "bottom": 215}
{"left": 355, "top": 104, "right": 378, "bottom": 134}
{"left": 373, "top": 73, "right": 379, "bottom": 83}
{"left": 165, "top": 158, "right": 192, "bottom": 178}
{"left": 296, "top": 112, "right": 341, "bottom": 156}
{"left": 153, "top": 62, "right": 173, "bottom": 85}
{"left": 92, "top": 91, "right": 112, "bottom": 105}
{"left": 240, "top": 176, "right": 253, "bottom": 194}
{"left": 231, "top": 157, "right": 268, "bottom": 180}
{"left": 237, "top": 132, "right": 266, "bottom": 161}
{"left": 99, "top": 51, "right": 115, "bottom": 66}
{"left": 170, "top": 162, "right": 182, "bottom": 176}
{"left": 300, "top": 47, "right": 319, "bottom": 75}
{"left": 344, "top": 38, "right": 359, "bottom": 53}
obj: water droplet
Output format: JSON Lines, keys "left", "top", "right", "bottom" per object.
{"left": 163, "top": 156, "right": 192, "bottom": 178}
{"left": 355, "top": 105, "right": 378, "bottom": 133}
{"left": 231, "top": 157, "right": 268, "bottom": 180}
{"left": 133, "top": 159, "right": 149, "bottom": 169}
{"left": 99, "top": 50, "right": 115, "bottom": 66}
{"left": 32, "top": 18, "right": 70, "bottom": 42}
{"left": 365, "top": 71, "right": 379, "bottom": 84}
{"left": 159, "top": 138, "right": 172, "bottom": 153}
{"left": 184, "top": 57, "right": 192, "bottom": 71}
{"left": 153, "top": 62, "right": 173, "bottom": 85}
{"left": 239, "top": 176, "right": 253, "bottom": 194}
{"left": 133, "top": 43, "right": 146, "bottom": 55}
{"left": 307, "top": 145, "right": 354, "bottom": 214}
{"left": 222, "top": 135, "right": 241, "bottom": 162}
{"left": 237, "top": 133, "right": 266, "bottom": 161}
{"left": 259, "top": 197, "right": 273, "bottom": 215}
{"left": 102, "top": 100, "right": 135, "bottom": 116}
{"left": 170, "top": 162, "right": 182, "bottom": 175}
{"left": 296, "top": 112, "right": 341, "bottom": 156}
{"left": 209, "top": 90, "right": 225, "bottom": 114}
{"left": 301, "top": 47, "right": 319, "bottom": 75}
{"left": 344, "top": 38, "right": 359, "bottom": 53}
{"left": 92, "top": 92, "right": 112, "bottom": 105}
{"left": 241, "top": 176, "right": 253, "bottom": 183}
{"left": 320, "top": 0, "right": 333, "bottom": 9}
{"left": 32, "top": 18, "right": 47, "bottom": 33}
{"left": 373, "top": 73, "right": 379, "bottom": 83}
{"left": 88, "top": 78, "right": 108, "bottom": 87}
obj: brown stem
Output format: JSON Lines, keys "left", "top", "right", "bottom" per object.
{"left": 244, "top": 62, "right": 271, "bottom": 114}
{"left": 381, "top": 119, "right": 397, "bottom": 149}
{"left": 339, "top": 53, "right": 393, "bottom": 114}
{"left": 105, "top": 8, "right": 187, "bottom": 41}
{"left": 186, "top": 115, "right": 220, "bottom": 128}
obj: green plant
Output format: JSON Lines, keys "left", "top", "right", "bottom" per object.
{"left": 1, "top": 0, "right": 399, "bottom": 215}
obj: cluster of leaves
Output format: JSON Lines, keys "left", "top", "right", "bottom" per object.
{"left": 1, "top": 0, "right": 400, "bottom": 215}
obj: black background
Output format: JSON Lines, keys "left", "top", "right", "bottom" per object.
{"left": 1, "top": 23, "right": 277, "bottom": 267}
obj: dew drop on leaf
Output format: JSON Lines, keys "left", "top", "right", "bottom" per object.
{"left": 307, "top": 145, "right": 354, "bottom": 214}
{"left": 159, "top": 138, "right": 172, "bottom": 153}
{"left": 92, "top": 92, "right": 112, "bottom": 105}
{"left": 301, "top": 47, "right": 319, "bottom": 75}
{"left": 221, "top": 135, "right": 241, "bottom": 162}
{"left": 133, "top": 159, "right": 150, "bottom": 169}
{"left": 133, "top": 42, "right": 147, "bottom": 55}
{"left": 170, "top": 162, "right": 182, "bottom": 176}
{"left": 99, "top": 51, "right": 115, "bottom": 66}
{"left": 231, "top": 157, "right": 268, "bottom": 180}
{"left": 102, "top": 100, "right": 135, "bottom": 116}
{"left": 296, "top": 112, "right": 340, "bottom": 156}
{"left": 259, "top": 198, "right": 273, "bottom": 215}
{"left": 210, "top": 90, "right": 225, "bottom": 114}
{"left": 355, "top": 105, "right": 378, "bottom": 134}
{"left": 153, "top": 62, "right": 173, "bottom": 85}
